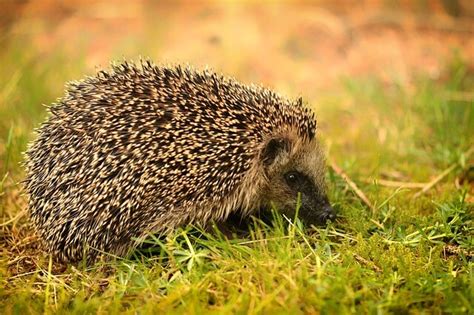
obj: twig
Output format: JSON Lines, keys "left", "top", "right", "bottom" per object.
{"left": 414, "top": 145, "right": 474, "bottom": 199}
{"left": 329, "top": 160, "right": 376, "bottom": 213}
{"left": 413, "top": 164, "right": 457, "bottom": 198}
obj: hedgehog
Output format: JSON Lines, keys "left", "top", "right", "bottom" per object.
{"left": 24, "top": 61, "right": 335, "bottom": 263}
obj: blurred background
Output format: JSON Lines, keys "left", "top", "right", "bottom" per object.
{"left": 1, "top": 0, "right": 473, "bottom": 95}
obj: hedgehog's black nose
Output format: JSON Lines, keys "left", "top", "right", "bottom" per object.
{"left": 326, "top": 211, "right": 336, "bottom": 221}
{"left": 323, "top": 204, "right": 336, "bottom": 221}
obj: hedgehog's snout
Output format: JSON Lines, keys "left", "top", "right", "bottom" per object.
{"left": 319, "top": 204, "right": 336, "bottom": 222}
{"left": 299, "top": 195, "right": 336, "bottom": 226}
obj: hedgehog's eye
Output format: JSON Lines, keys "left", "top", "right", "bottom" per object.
{"left": 284, "top": 171, "right": 301, "bottom": 188}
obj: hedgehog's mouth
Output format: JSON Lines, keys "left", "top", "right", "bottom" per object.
{"left": 268, "top": 197, "right": 336, "bottom": 227}
{"left": 298, "top": 203, "right": 336, "bottom": 226}
{"left": 290, "top": 189, "right": 336, "bottom": 226}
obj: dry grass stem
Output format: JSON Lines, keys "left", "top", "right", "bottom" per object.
{"left": 363, "top": 179, "right": 426, "bottom": 189}
{"left": 329, "top": 160, "right": 376, "bottom": 213}
{"left": 414, "top": 145, "right": 474, "bottom": 198}
{"left": 443, "top": 91, "right": 474, "bottom": 102}
{"left": 0, "top": 210, "right": 26, "bottom": 227}
{"left": 353, "top": 253, "right": 382, "bottom": 273}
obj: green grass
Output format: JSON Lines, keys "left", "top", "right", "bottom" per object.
{"left": 0, "top": 40, "right": 473, "bottom": 314}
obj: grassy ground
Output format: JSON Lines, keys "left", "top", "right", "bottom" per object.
{"left": 1, "top": 41, "right": 473, "bottom": 314}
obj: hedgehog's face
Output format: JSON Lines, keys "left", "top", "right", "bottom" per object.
{"left": 260, "top": 137, "right": 335, "bottom": 226}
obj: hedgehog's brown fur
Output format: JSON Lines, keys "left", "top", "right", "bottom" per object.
{"left": 24, "top": 61, "right": 333, "bottom": 263}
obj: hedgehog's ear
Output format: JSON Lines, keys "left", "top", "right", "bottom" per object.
{"left": 262, "top": 138, "right": 289, "bottom": 167}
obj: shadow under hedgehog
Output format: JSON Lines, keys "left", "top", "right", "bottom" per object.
{"left": 24, "top": 61, "right": 335, "bottom": 263}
